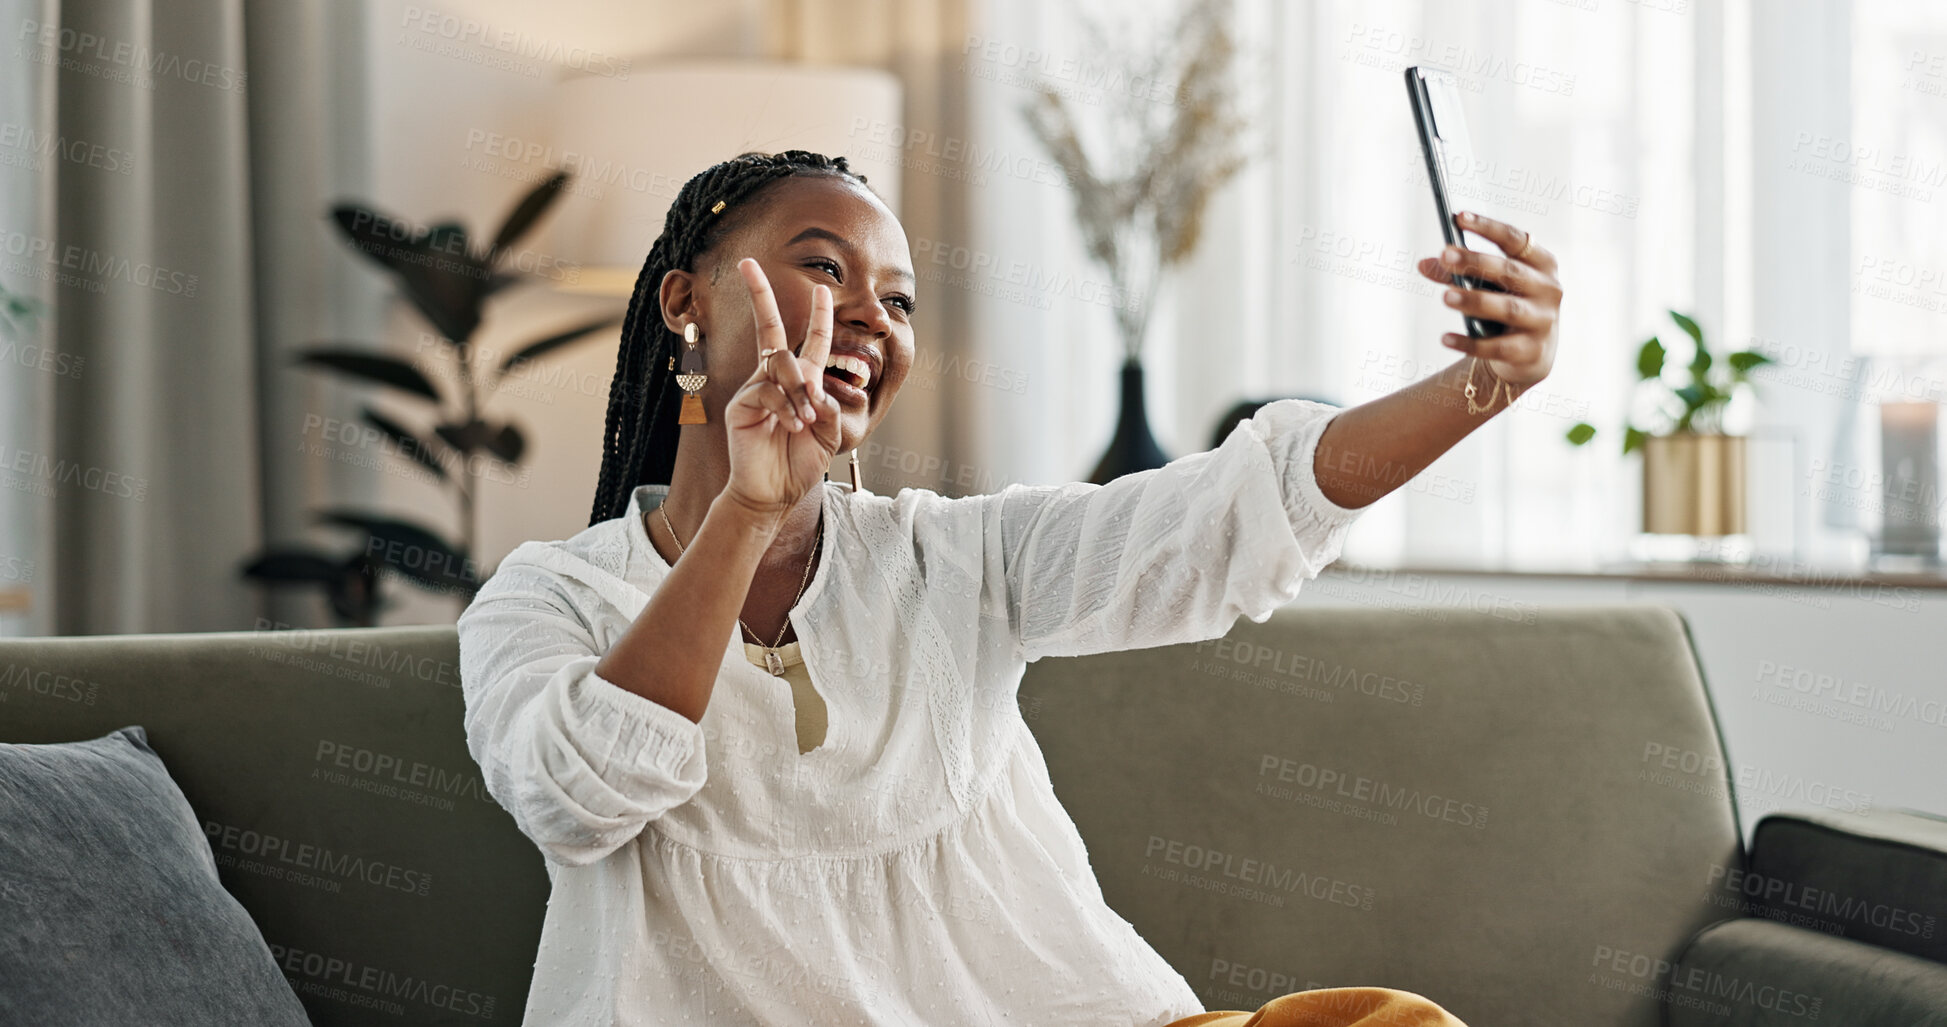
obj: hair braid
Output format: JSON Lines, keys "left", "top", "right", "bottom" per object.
{"left": 587, "top": 150, "right": 869, "bottom": 528}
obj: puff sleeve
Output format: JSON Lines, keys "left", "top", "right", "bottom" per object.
{"left": 456, "top": 545, "right": 708, "bottom": 868}
{"left": 988, "top": 398, "right": 1363, "bottom": 663}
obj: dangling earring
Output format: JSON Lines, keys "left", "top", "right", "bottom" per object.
{"left": 826, "top": 450, "right": 867, "bottom": 492}
{"left": 674, "top": 322, "right": 707, "bottom": 425}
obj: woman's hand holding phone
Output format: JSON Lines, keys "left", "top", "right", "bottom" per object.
{"left": 1414, "top": 210, "right": 1562, "bottom": 389}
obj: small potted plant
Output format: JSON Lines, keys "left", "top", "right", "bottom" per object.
{"left": 1566, "top": 310, "right": 1770, "bottom": 540}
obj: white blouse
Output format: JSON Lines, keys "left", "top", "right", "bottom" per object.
{"left": 456, "top": 398, "right": 1363, "bottom": 1026}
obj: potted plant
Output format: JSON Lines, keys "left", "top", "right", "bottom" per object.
{"left": 1566, "top": 310, "right": 1770, "bottom": 539}
{"left": 1019, "top": 0, "right": 1252, "bottom": 482}
{"left": 240, "top": 171, "right": 619, "bottom": 626}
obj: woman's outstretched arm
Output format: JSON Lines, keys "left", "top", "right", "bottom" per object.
{"left": 1313, "top": 210, "right": 1563, "bottom": 510}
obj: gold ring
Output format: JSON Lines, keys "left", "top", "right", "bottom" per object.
{"left": 1514, "top": 233, "right": 1535, "bottom": 261}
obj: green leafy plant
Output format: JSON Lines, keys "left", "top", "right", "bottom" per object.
{"left": 1566, "top": 310, "right": 1770, "bottom": 455}
{"left": 240, "top": 170, "right": 619, "bottom": 626}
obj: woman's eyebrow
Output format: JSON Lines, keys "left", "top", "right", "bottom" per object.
{"left": 785, "top": 226, "right": 915, "bottom": 284}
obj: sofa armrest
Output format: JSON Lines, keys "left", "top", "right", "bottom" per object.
{"left": 1718, "top": 808, "right": 1947, "bottom": 965}
{"left": 1667, "top": 918, "right": 1947, "bottom": 1026}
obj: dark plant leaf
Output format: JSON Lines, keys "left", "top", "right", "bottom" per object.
{"left": 1689, "top": 345, "right": 1712, "bottom": 380}
{"left": 1674, "top": 384, "right": 1708, "bottom": 411}
{"left": 1728, "top": 351, "right": 1771, "bottom": 375}
{"left": 295, "top": 347, "right": 442, "bottom": 402}
{"left": 1623, "top": 426, "right": 1648, "bottom": 455}
{"left": 434, "top": 419, "right": 496, "bottom": 455}
{"left": 487, "top": 423, "right": 525, "bottom": 463}
{"left": 328, "top": 205, "right": 486, "bottom": 343}
{"left": 489, "top": 171, "right": 571, "bottom": 261}
{"left": 327, "top": 552, "right": 386, "bottom": 626}
{"left": 427, "top": 221, "right": 472, "bottom": 264}
{"left": 495, "top": 315, "right": 622, "bottom": 378}
{"left": 314, "top": 509, "right": 480, "bottom": 595}
{"left": 329, "top": 203, "right": 423, "bottom": 273}
{"left": 1637, "top": 337, "right": 1665, "bottom": 380}
{"left": 361, "top": 406, "right": 449, "bottom": 480}
{"left": 1565, "top": 422, "right": 1597, "bottom": 446}
{"left": 240, "top": 548, "right": 343, "bottom": 582}
{"left": 1668, "top": 310, "right": 1704, "bottom": 350}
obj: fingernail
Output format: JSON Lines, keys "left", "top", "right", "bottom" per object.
{"left": 1441, "top": 247, "right": 1462, "bottom": 265}
{"left": 791, "top": 416, "right": 804, "bottom": 431}
{"left": 801, "top": 402, "right": 816, "bottom": 422}
{"left": 1458, "top": 212, "right": 1474, "bottom": 222}
{"left": 1445, "top": 289, "right": 1462, "bottom": 305}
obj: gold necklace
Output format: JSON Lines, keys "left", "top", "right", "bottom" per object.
{"left": 658, "top": 502, "right": 821, "bottom": 676}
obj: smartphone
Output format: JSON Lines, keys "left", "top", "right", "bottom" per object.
{"left": 1405, "top": 65, "right": 1507, "bottom": 338}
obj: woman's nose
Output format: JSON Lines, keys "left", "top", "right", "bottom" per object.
{"left": 836, "top": 288, "right": 892, "bottom": 337}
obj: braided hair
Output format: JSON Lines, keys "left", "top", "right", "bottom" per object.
{"left": 588, "top": 150, "right": 870, "bottom": 527}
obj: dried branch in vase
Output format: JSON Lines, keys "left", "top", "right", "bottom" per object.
{"left": 1020, "top": 0, "right": 1254, "bottom": 362}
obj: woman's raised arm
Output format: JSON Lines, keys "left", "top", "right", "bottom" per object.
{"left": 1312, "top": 211, "right": 1563, "bottom": 508}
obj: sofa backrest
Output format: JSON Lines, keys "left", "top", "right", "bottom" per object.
{"left": 1017, "top": 603, "right": 1743, "bottom": 1027}
{"left": 0, "top": 603, "right": 1741, "bottom": 1026}
{"left": 0, "top": 626, "right": 545, "bottom": 1026}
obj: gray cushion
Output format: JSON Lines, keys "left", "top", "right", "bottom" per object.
{"left": 0, "top": 627, "right": 547, "bottom": 1026}
{"left": 1740, "top": 809, "right": 1947, "bottom": 964}
{"left": 0, "top": 725, "right": 309, "bottom": 1026}
{"left": 1668, "top": 917, "right": 1947, "bottom": 1026}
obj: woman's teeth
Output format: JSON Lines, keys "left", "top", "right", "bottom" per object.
{"left": 824, "top": 353, "right": 871, "bottom": 389}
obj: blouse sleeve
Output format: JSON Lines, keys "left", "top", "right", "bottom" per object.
{"left": 456, "top": 545, "right": 708, "bottom": 868}
{"left": 989, "top": 398, "right": 1363, "bottom": 663}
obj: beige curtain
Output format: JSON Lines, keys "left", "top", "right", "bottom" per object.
{"left": 763, "top": 0, "right": 975, "bottom": 490}
{"left": 0, "top": 0, "right": 371, "bottom": 635}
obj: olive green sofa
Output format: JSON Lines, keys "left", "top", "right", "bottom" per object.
{"left": 2, "top": 605, "right": 1941, "bottom": 1024}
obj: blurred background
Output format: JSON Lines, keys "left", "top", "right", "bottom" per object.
{"left": 0, "top": 2, "right": 1942, "bottom": 818}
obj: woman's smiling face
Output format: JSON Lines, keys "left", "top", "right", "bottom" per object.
{"left": 662, "top": 174, "right": 918, "bottom": 455}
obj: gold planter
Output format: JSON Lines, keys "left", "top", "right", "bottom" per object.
{"left": 1642, "top": 434, "right": 1747, "bottom": 536}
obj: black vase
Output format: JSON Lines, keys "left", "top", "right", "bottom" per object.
{"left": 1088, "top": 359, "right": 1170, "bottom": 484}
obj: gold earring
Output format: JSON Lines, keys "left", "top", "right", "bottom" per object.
{"left": 675, "top": 322, "right": 708, "bottom": 425}
{"left": 849, "top": 449, "right": 864, "bottom": 492}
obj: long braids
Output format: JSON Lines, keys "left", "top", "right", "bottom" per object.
{"left": 588, "top": 150, "right": 869, "bottom": 527}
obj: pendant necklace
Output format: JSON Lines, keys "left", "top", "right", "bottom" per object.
{"left": 658, "top": 503, "right": 821, "bottom": 676}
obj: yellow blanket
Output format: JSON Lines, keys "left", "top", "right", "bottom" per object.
{"left": 1165, "top": 987, "right": 1468, "bottom": 1027}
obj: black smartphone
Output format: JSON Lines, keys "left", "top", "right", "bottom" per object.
{"left": 1405, "top": 65, "right": 1507, "bottom": 338}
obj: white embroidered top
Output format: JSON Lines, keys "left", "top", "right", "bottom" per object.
{"left": 456, "top": 398, "right": 1362, "bottom": 1026}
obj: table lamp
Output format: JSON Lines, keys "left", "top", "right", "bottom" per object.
{"left": 543, "top": 60, "right": 903, "bottom": 298}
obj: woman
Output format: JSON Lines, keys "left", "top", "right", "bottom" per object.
{"left": 457, "top": 150, "right": 1561, "bottom": 1026}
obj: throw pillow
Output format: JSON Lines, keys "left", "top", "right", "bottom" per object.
{"left": 0, "top": 725, "right": 310, "bottom": 1025}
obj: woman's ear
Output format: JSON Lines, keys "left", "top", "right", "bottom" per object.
{"left": 658, "top": 267, "right": 699, "bottom": 337}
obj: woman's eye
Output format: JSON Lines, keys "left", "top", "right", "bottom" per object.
{"left": 886, "top": 296, "right": 916, "bottom": 315}
{"left": 807, "top": 257, "right": 841, "bottom": 280}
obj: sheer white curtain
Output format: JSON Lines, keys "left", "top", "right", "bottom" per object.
{"left": 951, "top": 0, "right": 1871, "bottom": 571}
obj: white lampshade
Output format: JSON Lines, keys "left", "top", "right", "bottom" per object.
{"left": 543, "top": 60, "right": 903, "bottom": 296}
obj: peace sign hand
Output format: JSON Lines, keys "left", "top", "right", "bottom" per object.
{"left": 720, "top": 258, "right": 842, "bottom": 516}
